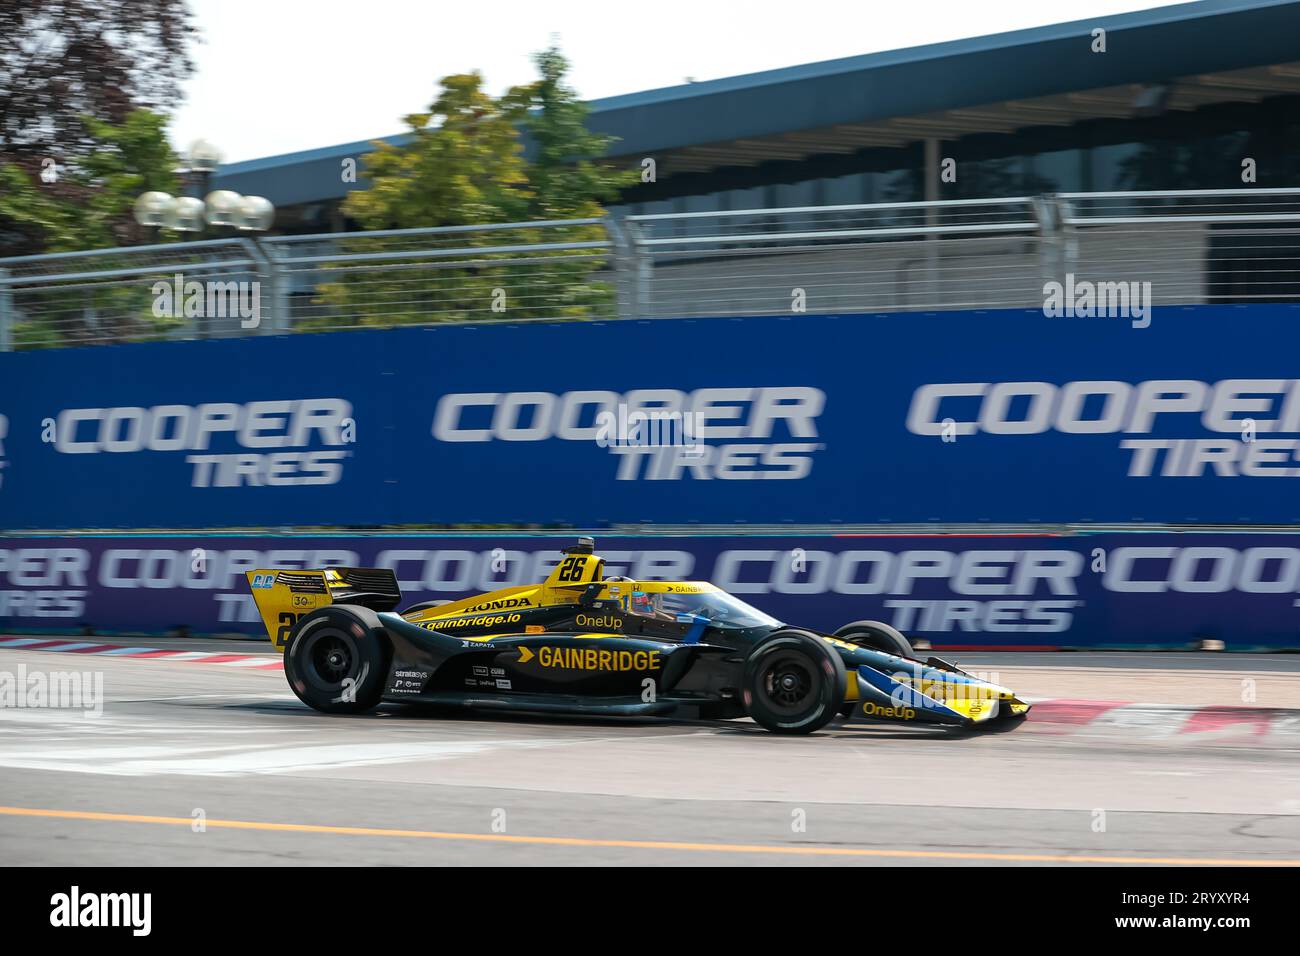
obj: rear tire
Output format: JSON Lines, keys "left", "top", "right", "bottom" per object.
{"left": 284, "top": 605, "right": 391, "bottom": 714}
{"left": 833, "top": 620, "right": 913, "bottom": 659}
{"left": 743, "top": 629, "right": 846, "bottom": 734}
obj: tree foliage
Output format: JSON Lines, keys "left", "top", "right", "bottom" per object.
{"left": 343, "top": 46, "right": 631, "bottom": 231}
{"left": 510, "top": 46, "right": 630, "bottom": 221}
{"left": 3, "top": 111, "right": 186, "bottom": 348}
{"left": 0, "top": 0, "right": 197, "bottom": 255}
{"left": 344, "top": 72, "right": 532, "bottom": 231}
{"left": 0, "top": 110, "right": 181, "bottom": 253}
{"left": 314, "top": 46, "right": 635, "bottom": 329}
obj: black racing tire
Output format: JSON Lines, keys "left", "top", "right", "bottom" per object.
{"left": 833, "top": 620, "right": 914, "bottom": 659}
{"left": 283, "top": 604, "right": 391, "bottom": 714}
{"left": 743, "top": 629, "right": 847, "bottom": 735}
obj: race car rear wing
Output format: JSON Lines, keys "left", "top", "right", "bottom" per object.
{"left": 245, "top": 567, "right": 402, "bottom": 650}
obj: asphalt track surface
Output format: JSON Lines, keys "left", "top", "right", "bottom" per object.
{"left": 1, "top": 641, "right": 1299, "bottom": 866}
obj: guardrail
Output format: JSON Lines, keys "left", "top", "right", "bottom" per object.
{"left": 2, "top": 188, "right": 1299, "bottom": 349}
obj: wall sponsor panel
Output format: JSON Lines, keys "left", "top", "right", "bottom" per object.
{"left": 2, "top": 534, "right": 1296, "bottom": 649}
{"left": 3, "top": 305, "right": 1300, "bottom": 528}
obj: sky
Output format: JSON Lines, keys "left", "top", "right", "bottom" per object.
{"left": 169, "top": 0, "right": 1194, "bottom": 165}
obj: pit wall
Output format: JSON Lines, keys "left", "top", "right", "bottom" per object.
{"left": 2, "top": 532, "right": 1297, "bottom": 650}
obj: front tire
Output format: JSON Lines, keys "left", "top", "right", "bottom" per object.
{"left": 284, "top": 605, "right": 391, "bottom": 714}
{"left": 834, "top": 620, "right": 913, "bottom": 659}
{"left": 743, "top": 629, "right": 846, "bottom": 734}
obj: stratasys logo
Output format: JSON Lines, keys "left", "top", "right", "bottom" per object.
{"left": 0, "top": 413, "right": 7, "bottom": 490}
{"left": 432, "top": 387, "right": 825, "bottom": 480}
{"left": 45, "top": 399, "right": 354, "bottom": 487}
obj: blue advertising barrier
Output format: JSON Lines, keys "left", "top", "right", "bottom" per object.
{"left": 3, "top": 304, "right": 1300, "bottom": 529}
{"left": 2, "top": 532, "right": 1298, "bottom": 649}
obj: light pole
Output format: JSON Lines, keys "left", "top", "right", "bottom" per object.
{"left": 131, "top": 141, "right": 278, "bottom": 338}
{"left": 185, "top": 138, "right": 222, "bottom": 197}
{"left": 132, "top": 140, "right": 276, "bottom": 238}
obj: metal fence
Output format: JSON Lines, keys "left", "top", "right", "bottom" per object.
{"left": 3, "top": 188, "right": 1299, "bottom": 349}
{"left": 260, "top": 218, "right": 614, "bottom": 332}
{"left": 0, "top": 239, "right": 273, "bottom": 350}
{"left": 624, "top": 197, "right": 1044, "bottom": 316}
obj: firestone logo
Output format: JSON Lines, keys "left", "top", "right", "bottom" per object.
{"left": 432, "top": 387, "right": 825, "bottom": 480}
{"left": 46, "top": 399, "right": 353, "bottom": 487}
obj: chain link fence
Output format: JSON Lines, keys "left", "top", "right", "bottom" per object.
{"left": 3, "top": 188, "right": 1299, "bottom": 349}
{"left": 623, "top": 197, "right": 1044, "bottom": 317}
{"left": 1058, "top": 188, "right": 1300, "bottom": 306}
{"left": 0, "top": 239, "right": 272, "bottom": 350}
{"left": 260, "top": 218, "right": 615, "bottom": 331}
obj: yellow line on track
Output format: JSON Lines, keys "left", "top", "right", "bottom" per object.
{"left": 1, "top": 805, "right": 1296, "bottom": 865}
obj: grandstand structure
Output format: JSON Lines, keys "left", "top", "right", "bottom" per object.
{"left": 211, "top": 0, "right": 1300, "bottom": 233}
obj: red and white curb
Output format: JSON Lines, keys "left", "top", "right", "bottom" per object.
{"left": 0, "top": 636, "right": 282, "bottom": 670}
{"left": 1025, "top": 698, "right": 1300, "bottom": 740}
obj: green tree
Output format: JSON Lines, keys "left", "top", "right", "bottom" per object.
{"left": 5, "top": 110, "right": 187, "bottom": 348}
{"left": 505, "top": 45, "right": 637, "bottom": 322}
{"left": 343, "top": 48, "right": 634, "bottom": 230}
{"left": 0, "top": 110, "right": 181, "bottom": 253}
{"left": 0, "top": 0, "right": 197, "bottom": 256}
{"left": 509, "top": 45, "right": 633, "bottom": 221}
{"left": 312, "top": 47, "right": 633, "bottom": 329}
{"left": 344, "top": 72, "right": 532, "bottom": 230}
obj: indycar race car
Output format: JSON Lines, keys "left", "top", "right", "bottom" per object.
{"left": 245, "top": 538, "right": 1031, "bottom": 734}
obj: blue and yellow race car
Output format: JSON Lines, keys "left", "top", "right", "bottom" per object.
{"left": 246, "top": 538, "right": 1030, "bottom": 734}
